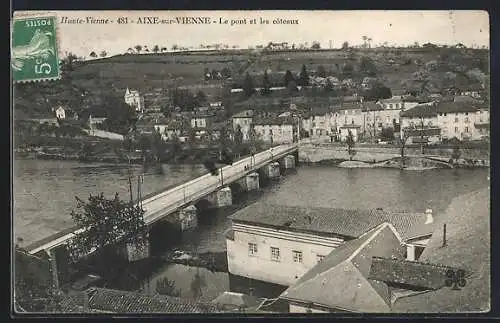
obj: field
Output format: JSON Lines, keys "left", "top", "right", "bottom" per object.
{"left": 14, "top": 47, "right": 489, "bottom": 118}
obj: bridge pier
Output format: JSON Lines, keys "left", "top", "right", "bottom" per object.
{"left": 206, "top": 186, "right": 233, "bottom": 208}
{"left": 178, "top": 205, "right": 198, "bottom": 231}
{"left": 237, "top": 172, "right": 260, "bottom": 191}
{"left": 264, "top": 162, "right": 281, "bottom": 179}
{"left": 280, "top": 155, "right": 296, "bottom": 169}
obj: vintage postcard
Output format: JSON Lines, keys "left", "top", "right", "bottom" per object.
{"left": 12, "top": 10, "right": 490, "bottom": 315}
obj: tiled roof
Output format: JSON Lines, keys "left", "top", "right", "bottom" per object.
{"left": 253, "top": 116, "right": 295, "bottom": 126}
{"left": 232, "top": 110, "right": 254, "bottom": 118}
{"left": 66, "top": 288, "right": 225, "bottom": 313}
{"left": 368, "top": 257, "right": 463, "bottom": 290}
{"left": 230, "top": 204, "right": 434, "bottom": 241}
{"left": 362, "top": 101, "right": 384, "bottom": 112}
{"left": 436, "top": 102, "right": 479, "bottom": 113}
{"left": 392, "top": 188, "right": 490, "bottom": 313}
{"left": 474, "top": 123, "right": 490, "bottom": 129}
{"left": 280, "top": 223, "right": 405, "bottom": 313}
{"left": 380, "top": 97, "right": 403, "bottom": 104}
{"left": 336, "top": 102, "right": 362, "bottom": 111}
{"left": 400, "top": 104, "right": 437, "bottom": 118}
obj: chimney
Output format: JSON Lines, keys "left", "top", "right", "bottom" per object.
{"left": 425, "top": 209, "right": 433, "bottom": 224}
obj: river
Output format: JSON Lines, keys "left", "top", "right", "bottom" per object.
{"left": 13, "top": 159, "right": 490, "bottom": 303}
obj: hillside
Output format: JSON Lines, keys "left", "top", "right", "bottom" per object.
{"left": 13, "top": 47, "right": 489, "bottom": 119}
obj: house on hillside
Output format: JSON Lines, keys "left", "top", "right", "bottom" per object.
{"left": 232, "top": 110, "right": 254, "bottom": 141}
{"left": 436, "top": 102, "right": 488, "bottom": 141}
{"left": 54, "top": 106, "right": 66, "bottom": 120}
{"left": 333, "top": 102, "right": 364, "bottom": 134}
{"left": 225, "top": 204, "right": 435, "bottom": 288}
{"left": 458, "top": 84, "right": 483, "bottom": 99}
{"left": 400, "top": 104, "right": 441, "bottom": 144}
{"left": 190, "top": 112, "right": 216, "bottom": 129}
{"left": 253, "top": 116, "right": 297, "bottom": 145}
{"left": 301, "top": 106, "right": 335, "bottom": 140}
{"left": 124, "top": 87, "right": 145, "bottom": 114}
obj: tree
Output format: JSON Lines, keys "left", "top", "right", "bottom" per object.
{"left": 171, "top": 44, "right": 179, "bottom": 51}
{"left": 67, "top": 193, "right": 147, "bottom": 264}
{"left": 14, "top": 248, "right": 64, "bottom": 313}
{"left": 155, "top": 277, "right": 181, "bottom": 297}
{"left": 134, "top": 45, "right": 142, "bottom": 53}
{"left": 363, "top": 84, "right": 392, "bottom": 101}
{"left": 311, "top": 41, "right": 321, "bottom": 49}
{"left": 152, "top": 45, "right": 160, "bottom": 53}
{"left": 261, "top": 70, "right": 271, "bottom": 95}
{"left": 342, "top": 62, "right": 354, "bottom": 78}
{"left": 324, "top": 79, "right": 337, "bottom": 95}
{"left": 346, "top": 130, "right": 356, "bottom": 160}
{"left": 451, "top": 142, "right": 461, "bottom": 165}
{"left": 172, "top": 88, "right": 198, "bottom": 110}
{"left": 298, "top": 64, "right": 310, "bottom": 86}
{"left": 242, "top": 72, "right": 255, "bottom": 97}
{"left": 234, "top": 124, "right": 244, "bottom": 145}
{"left": 342, "top": 41, "right": 349, "bottom": 50}
{"left": 99, "top": 51, "right": 107, "bottom": 58}
{"left": 287, "top": 80, "right": 298, "bottom": 94}
{"left": 284, "top": 70, "right": 295, "bottom": 87}
{"left": 360, "top": 57, "right": 377, "bottom": 76}
{"left": 195, "top": 90, "right": 207, "bottom": 106}
{"left": 89, "top": 51, "right": 97, "bottom": 58}
{"left": 316, "top": 65, "right": 327, "bottom": 78}
{"left": 398, "top": 131, "right": 412, "bottom": 169}
{"left": 380, "top": 127, "right": 395, "bottom": 142}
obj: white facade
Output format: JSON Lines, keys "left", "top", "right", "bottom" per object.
{"left": 437, "top": 108, "right": 489, "bottom": 141}
{"left": 253, "top": 124, "right": 294, "bottom": 144}
{"left": 191, "top": 117, "right": 209, "bottom": 128}
{"left": 55, "top": 106, "right": 66, "bottom": 119}
{"left": 124, "top": 88, "right": 145, "bottom": 113}
{"left": 226, "top": 222, "right": 345, "bottom": 286}
{"left": 339, "top": 126, "right": 361, "bottom": 142}
{"left": 233, "top": 117, "right": 253, "bottom": 141}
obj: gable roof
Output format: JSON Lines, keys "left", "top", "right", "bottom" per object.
{"left": 66, "top": 287, "right": 224, "bottom": 313}
{"left": 280, "top": 223, "right": 405, "bottom": 312}
{"left": 230, "top": 204, "right": 434, "bottom": 241}
{"left": 400, "top": 104, "right": 437, "bottom": 118}
{"left": 392, "top": 187, "right": 490, "bottom": 313}
{"left": 436, "top": 102, "right": 479, "bottom": 114}
{"left": 211, "top": 292, "right": 266, "bottom": 310}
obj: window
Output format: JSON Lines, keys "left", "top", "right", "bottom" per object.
{"left": 455, "top": 118, "right": 459, "bottom": 123}
{"left": 292, "top": 250, "right": 303, "bottom": 263}
{"left": 248, "top": 243, "right": 258, "bottom": 256}
{"left": 439, "top": 113, "right": 443, "bottom": 116}
{"left": 465, "top": 112, "right": 469, "bottom": 116}
{"left": 270, "top": 247, "right": 280, "bottom": 262}
{"left": 465, "top": 126, "right": 469, "bottom": 133}
{"left": 444, "top": 113, "right": 447, "bottom": 116}
{"left": 194, "top": 120, "right": 198, "bottom": 127}
{"left": 465, "top": 117, "right": 469, "bottom": 123}
{"left": 455, "top": 127, "right": 459, "bottom": 133}
{"left": 317, "top": 255, "right": 325, "bottom": 263}
{"left": 389, "top": 104, "right": 393, "bottom": 109}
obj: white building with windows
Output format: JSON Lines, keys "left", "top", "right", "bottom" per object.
{"left": 231, "top": 110, "right": 254, "bottom": 141}
{"left": 124, "top": 87, "right": 145, "bottom": 113}
{"left": 253, "top": 116, "right": 297, "bottom": 145}
{"left": 225, "top": 204, "right": 435, "bottom": 287}
{"left": 54, "top": 106, "right": 66, "bottom": 120}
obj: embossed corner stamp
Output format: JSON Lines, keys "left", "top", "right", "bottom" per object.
{"left": 11, "top": 15, "right": 60, "bottom": 83}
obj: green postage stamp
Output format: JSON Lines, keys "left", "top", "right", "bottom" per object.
{"left": 11, "top": 15, "right": 60, "bottom": 83}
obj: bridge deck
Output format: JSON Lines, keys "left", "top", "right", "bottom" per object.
{"left": 26, "top": 144, "right": 298, "bottom": 255}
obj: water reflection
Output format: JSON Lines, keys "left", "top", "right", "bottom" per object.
{"left": 142, "top": 264, "right": 230, "bottom": 302}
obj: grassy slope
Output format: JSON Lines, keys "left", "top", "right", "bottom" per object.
{"left": 14, "top": 48, "right": 488, "bottom": 119}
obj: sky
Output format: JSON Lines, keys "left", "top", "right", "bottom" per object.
{"left": 14, "top": 10, "right": 489, "bottom": 58}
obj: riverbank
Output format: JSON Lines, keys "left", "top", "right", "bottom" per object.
{"left": 300, "top": 143, "right": 490, "bottom": 170}
{"left": 162, "top": 250, "right": 228, "bottom": 273}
